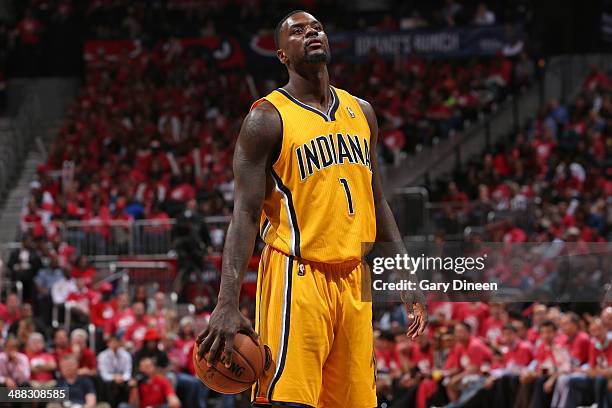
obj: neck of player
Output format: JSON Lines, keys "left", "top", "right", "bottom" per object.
{"left": 287, "top": 64, "right": 330, "bottom": 107}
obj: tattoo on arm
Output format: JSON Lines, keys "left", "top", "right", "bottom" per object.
{"left": 217, "top": 101, "right": 281, "bottom": 307}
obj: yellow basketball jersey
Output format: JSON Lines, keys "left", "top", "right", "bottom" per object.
{"left": 251, "top": 86, "right": 376, "bottom": 263}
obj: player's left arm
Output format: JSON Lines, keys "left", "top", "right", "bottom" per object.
{"left": 355, "top": 97, "right": 428, "bottom": 339}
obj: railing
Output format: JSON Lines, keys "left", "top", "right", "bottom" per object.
{"left": 109, "top": 260, "right": 177, "bottom": 294}
{"left": 61, "top": 219, "right": 175, "bottom": 257}
{"left": 427, "top": 199, "right": 533, "bottom": 227}
{"left": 390, "top": 185, "right": 539, "bottom": 240}
{"left": 20, "top": 216, "right": 230, "bottom": 258}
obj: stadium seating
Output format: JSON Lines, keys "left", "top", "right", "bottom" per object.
{"left": 0, "top": 2, "right": 609, "bottom": 408}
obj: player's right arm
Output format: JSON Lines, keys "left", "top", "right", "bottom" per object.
{"left": 196, "top": 100, "right": 282, "bottom": 367}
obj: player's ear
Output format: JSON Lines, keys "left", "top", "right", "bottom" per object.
{"left": 277, "top": 48, "right": 288, "bottom": 65}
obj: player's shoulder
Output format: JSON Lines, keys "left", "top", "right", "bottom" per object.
{"left": 353, "top": 96, "right": 374, "bottom": 115}
{"left": 242, "top": 99, "right": 282, "bottom": 146}
{"left": 247, "top": 99, "right": 281, "bottom": 129}
{"left": 250, "top": 97, "right": 280, "bottom": 117}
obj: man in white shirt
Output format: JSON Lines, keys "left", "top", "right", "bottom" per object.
{"left": 97, "top": 334, "right": 132, "bottom": 406}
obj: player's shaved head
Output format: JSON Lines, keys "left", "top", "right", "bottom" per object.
{"left": 275, "top": 10, "right": 306, "bottom": 48}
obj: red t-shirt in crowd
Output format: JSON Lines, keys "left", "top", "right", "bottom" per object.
{"left": 480, "top": 316, "right": 504, "bottom": 345}
{"left": 26, "top": 351, "right": 56, "bottom": 382}
{"left": 71, "top": 265, "right": 96, "bottom": 281}
{"left": 66, "top": 288, "right": 99, "bottom": 312}
{"left": 53, "top": 345, "right": 72, "bottom": 365}
{"left": 90, "top": 299, "right": 118, "bottom": 329}
{"left": 383, "top": 129, "right": 406, "bottom": 151}
{"left": 0, "top": 304, "right": 20, "bottom": 325}
{"left": 75, "top": 347, "right": 97, "bottom": 370}
{"left": 124, "top": 317, "right": 152, "bottom": 349}
{"left": 502, "top": 340, "right": 533, "bottom": 369}
{"left": 174, "top": 337, "right": 195, "bottom": 367}
{"left": 405, "top": 343, "right": 434, "bottom": 374}
{"left": 444, "top": 336, "right": 493, "bottom": 371}
{"left": 375, "top": 347, "right": 402, "bottom": 374}
{"left": 109, "top": 308, "right": 135, "bottom": 334}
{"left": 527, "top": 327, "right": 539, "bottom": 345}
{"left": 565, "top": 331, "right": 591, "bottom": 366}
{"left": 534, "top": 342, "right": 556, "bottom": 370}
{"left": 588, "top": 339, "right": 612, "bottom": 369}
{"left": 534, "top": 340, "right": 576, "bottom": 373}
{"left": 152, "top": 311, "right": 167, "bottom": 336}
{"left": 453, "top": 302, "right": 489, "bottom": 334}
{"left": 138, "top": 374, "right": 174, "bottom": 408}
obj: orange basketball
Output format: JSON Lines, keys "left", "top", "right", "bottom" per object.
{"left": 192, "top": 332, "right": 270, "bottom": 394}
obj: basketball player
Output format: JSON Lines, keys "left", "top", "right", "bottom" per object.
{"left": 197, "top": 10, "right": 427, "bottom": 407}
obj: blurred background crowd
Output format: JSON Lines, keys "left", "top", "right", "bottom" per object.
{"left": 0, "top": 0, "right": 610, "bottom": 407}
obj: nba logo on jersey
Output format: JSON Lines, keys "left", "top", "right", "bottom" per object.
{"left": 298, "top": 263, "right": 305, "bottom": 276}
{"left": 347, "top": 106, "right": 355, "bottom": 118}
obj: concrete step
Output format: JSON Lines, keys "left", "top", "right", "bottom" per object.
{"left": 0, "top": 121, "right": 58, "bottom": 244}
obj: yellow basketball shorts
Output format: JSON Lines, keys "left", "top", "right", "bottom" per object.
{"left": 252, "top": 245, "right": 377, "bottom": 408}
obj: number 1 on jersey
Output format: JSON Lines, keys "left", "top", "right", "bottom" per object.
{"left": 339, "top": 178, "right": 355, "bottom": 215}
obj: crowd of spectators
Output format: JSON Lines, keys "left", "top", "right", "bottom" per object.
{"left": 340, "top": 51, "right": 526, "bottom": 162}
{"left": 4, "top": 254, "right": 610, "bottom": 408}
{"left": 20, "top": 38, "right": 242, "bottom": 259}
{"left": 0, "top": 276, "right": 251, "bottom": 408}
{"left": 431, "top": 66, "right": 611, "bottom": 243}
{"left": 373, "top": 302, "right": 612, "bottom": 408}
{"left": 369, "top": 65, "right": 612, "bottom": 408}
{"left": 3, "top": 236, "right": 610, "bottom": 408}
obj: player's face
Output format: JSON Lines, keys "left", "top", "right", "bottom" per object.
{"left": 279, "top": 12, "right": 330, "bottom": 66}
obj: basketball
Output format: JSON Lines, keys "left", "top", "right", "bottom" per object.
{"left": 192, "top": 332, "right": 270, "bottom": 394}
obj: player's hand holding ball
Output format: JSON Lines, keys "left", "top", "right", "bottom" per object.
{"left": 194, "top": 303, "right": 272, "bottom": 393}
